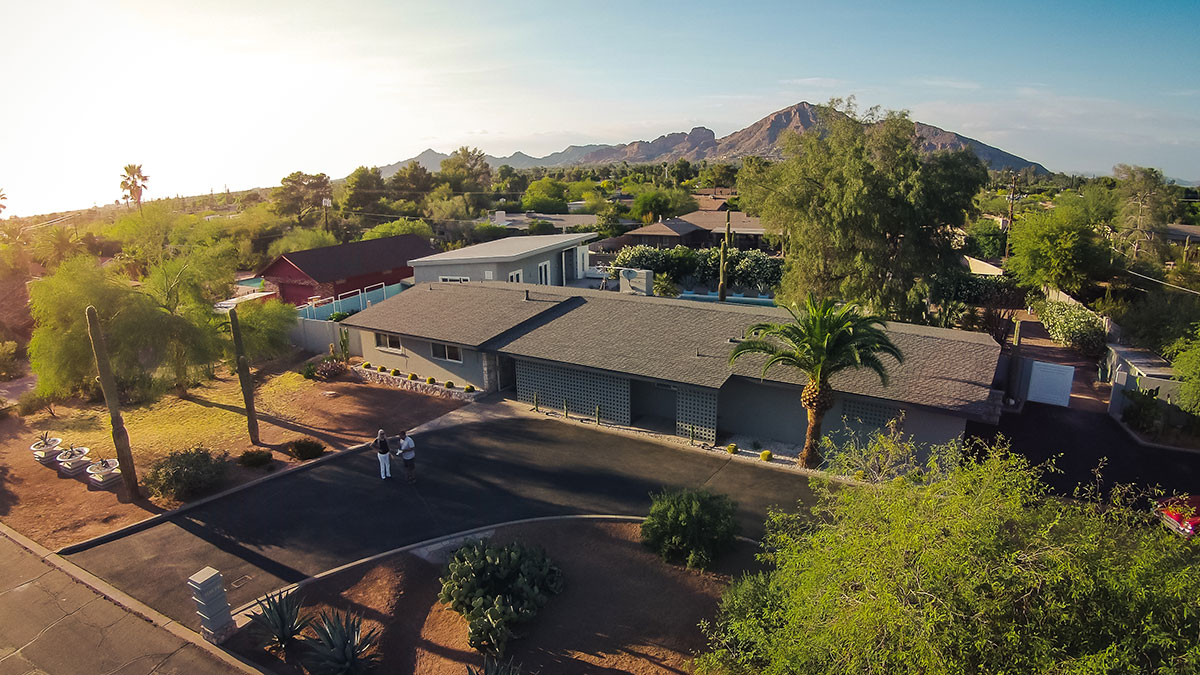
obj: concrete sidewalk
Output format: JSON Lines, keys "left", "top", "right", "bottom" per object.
{"left": 0, "top": 529, "right": 249, "bottom": 675}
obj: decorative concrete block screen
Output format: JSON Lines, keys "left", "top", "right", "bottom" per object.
{"left": 515, "top": 359, "right": 631, "bottom": 425}
{"left": 676, "top": 386, "right": 718, "bottom": 442}
{"left": 841, "top": 397, "right": 902, "bottom": 431}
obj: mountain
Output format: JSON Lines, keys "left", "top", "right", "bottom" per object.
{"left": 379, "top": 102, "right": 1048, "bottom": 176}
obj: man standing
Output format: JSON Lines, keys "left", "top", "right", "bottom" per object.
{"left": 396, "top": 430, "right": 416, "bottom": 483}
{"left": 373, "top": 429, "right": 392, "bottom": 480}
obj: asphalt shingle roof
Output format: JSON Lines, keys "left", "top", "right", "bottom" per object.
{"left": 409, "top": 233, "right": 596, "bottom": 265}
{"left": 264, "top": 235, "right": 438, "bottom": 283}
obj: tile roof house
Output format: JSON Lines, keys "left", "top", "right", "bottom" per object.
{"left": 258, "top": 234, "right": 438, "bottom": 306}
{"left": 344, "top": 283, "right": 1002, "bottom": 446}
{"left": 625, "top": 218, "right": 709, "bottom": 248}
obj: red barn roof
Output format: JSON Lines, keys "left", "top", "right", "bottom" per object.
{"left": 259, "top": 234, "right": 438, "bottom": 283}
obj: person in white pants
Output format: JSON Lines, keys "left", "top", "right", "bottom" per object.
{"left": 373, "top": 429, "right": 392, "bottom": 480}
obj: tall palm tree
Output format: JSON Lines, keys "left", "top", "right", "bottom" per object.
{"left": 33, "top": 226, "right": 84, "bottom": 268}
{"left": 120, "top": 164, "right": 149, "bottom": 214}
{"left": 0, "top": 188, "right": 7, "bottom": 215}
{"left": 730, "top": 293, "right": 903, "bottom": 468}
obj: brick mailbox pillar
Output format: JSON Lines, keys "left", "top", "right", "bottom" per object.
{"left": 188, "top": 566, "right": 235, "bottom": 644}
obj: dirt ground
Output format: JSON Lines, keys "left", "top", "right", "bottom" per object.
{"left": 0, "top": 360, "right": 463, "bottom": 549}
{"left": 233, "top": 520, "right": 759, "bottom": 675}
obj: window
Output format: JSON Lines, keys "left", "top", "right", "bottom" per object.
{"left": 537, "top": 261, "right": 550, "bottom": 285}
{"left": 374, "top": 333, "right": 403, "bottom": 352}
{"left": 484, "top": 270, "right": 494, "bottom": 280}
{"left": 508, "top": 270, "right": 523, "bottom": 283}
{"left": 438, "top": 276, "right": 469, "bottom": 283}
{"left": 431, "top": 342, "right": 462, "bottom": 363}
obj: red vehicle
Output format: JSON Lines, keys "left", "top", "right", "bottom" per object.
{"left": 1155, "top": 495, "right": 1200, "bottom": 539}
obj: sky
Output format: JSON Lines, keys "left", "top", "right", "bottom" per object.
{"left": 2, "top": 0, "right": 1198, "bottom": 217}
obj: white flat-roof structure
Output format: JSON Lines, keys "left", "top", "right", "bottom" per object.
{"left": 409, "top": 233, "right": 597, "bottom": 286}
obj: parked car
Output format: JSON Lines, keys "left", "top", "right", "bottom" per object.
{"left": 1154, "top": 495, "right": 1200, "bottom": 539}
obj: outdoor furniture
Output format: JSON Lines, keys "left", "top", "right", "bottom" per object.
{"left": 86, "top": 460, "right": 121, "bottom": 489}
{"left": 55, "top": 447, "right": 91, "bottom": 476}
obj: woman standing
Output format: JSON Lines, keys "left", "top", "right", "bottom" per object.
{"left": 373, "top": 429, "right": 392, "bottom": 480}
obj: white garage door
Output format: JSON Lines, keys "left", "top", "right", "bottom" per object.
{"left": 1027, "top": 361, "right": 1074, "bottom": 407}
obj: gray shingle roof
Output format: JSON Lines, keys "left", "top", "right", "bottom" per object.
{"left": 409, "top": 233, "right": 595, "bottom": 265}
{"left": 341, "top": 284, "right": 569, "bottom": 348}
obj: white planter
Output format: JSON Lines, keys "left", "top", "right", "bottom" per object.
{"left": 30, "top": 437, "right": 63, "bottom": 453}
{"left": 87, "top": 459, "right": 119, "bottom": 475}
{"left": 56, "top": 447, "right": 91, "bottom": 476}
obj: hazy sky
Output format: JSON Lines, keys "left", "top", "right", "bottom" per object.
{"left": 3, "top": 0, "right": 1198, "bottom": 216}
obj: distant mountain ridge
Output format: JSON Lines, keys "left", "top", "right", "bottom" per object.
{"left": 379, "top": 102, "right": 1048, "bottom": 177}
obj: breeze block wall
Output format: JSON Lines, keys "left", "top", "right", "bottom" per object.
{"left": 676, "top": 385, "right": 718, "bottom": 443}
{"left": 514, "top": 359, "right": 631, "bottom": 425}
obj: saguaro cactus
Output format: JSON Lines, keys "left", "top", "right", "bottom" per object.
{"left": 717, "top": 210, "right": 731, "bottom": 302}
{"left": 85, "top": 305, "right": 139, "bottom": 497}
{"left": 228, "top": 307, "right": 260, "bottom": 445}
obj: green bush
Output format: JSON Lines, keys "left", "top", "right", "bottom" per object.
{"left": 641, "top": 488, "right": 740, "bottom": 569}
{"left": 1037, "top": 300, "right": 1106, "bottom": 357}
{"left": 426, "top": 376, "right": 437, "bottom": 385}
{"left": 290, "top": 437, "right": 325, "bottom": 460}
{"left": 0, "top": 341, "right": 19, "bottom": 380}
{"left": 760, "top": 450, "right": 773, "bottom": 461}
{"left": 301, "top": 362, "right": 317, "bottom": 380}
{"left": 439, "top": 540, "right": 565, "bottom": 656}
{"left": 143, "top": 446, "right": 229, "bottom": 500}
{"left": 408, "top": 372, "right": 418, "bottom": 380}
{"left": 237, "top": 449, "right": 273, "bottom": 468}
{"left": 391, "top": 368, "right": 402, "bottom": 376}
{"left": 361, "top": 362, "right": 371, "bottom": 369}
{"left": 377, "top": 365, "right": 387, "bottom": 372}
{"left": 303, "top": 610, "right": 380, "bottom": 674}
{"left": 445, "top": 381, "right": 455, "bottom": 389}
{"left": 1120, "top": 387, "right": 1162, "bottom": 433}
{"left": 467, "top": 657, "right": 523, "bottom": 675}
{"left": 465, "top": 384, "right": 476, "bottom": 393}
{"left": 16, "top": 391, "right": 59, "bottom": 417}
{"left": 726, "top": 443, "right": 738, "bottom": 454}
{"left": 326, "top": 310, "right": 357, "bottom": 322}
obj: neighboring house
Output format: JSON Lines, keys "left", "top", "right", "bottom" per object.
{"left": 490, "top": 211, "right": 597, "bottom": 231}
{"left": 343, "top": 283, "right": 1003, "bottom": 445}
{"left": 676, "top": 210, "right": 771, "bottom": 250}
{"left": 409, "top": 233, "right": 596, "bottom": 286}
{"left": 259, "top": 234, "right": 437, "bottom": 305}
{"left": 625, "top": 218, "right": 709, "bottom": 248}
{"left": 692, "top": 195, "right": 729, "bottom": 211}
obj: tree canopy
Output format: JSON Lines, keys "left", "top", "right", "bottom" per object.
{"left": 698, "top": 441, "right": 1200, "bottom": 674}
{"left": 739, "top": 100, "right": 987, "bottom": 316}
{"left": 271, "top": 171, "right": 331, "bottom": 226}
{"left": 267, "top": 227, "right": 337, "bottom": 258}
{"left": 1006, "top": 210, "right": 1108, "bottom": 294}
{"left": 360, "top": 219, "right": 434, "bottom": 241}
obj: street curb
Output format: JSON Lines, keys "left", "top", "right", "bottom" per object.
{"left": 0, "top": 521, "right": 262, "bottom": 674}
{"left": 230, "top": 514, "right": 647, "bottom": 619}
{"left": 56, "top": 441, "right": 373, "bottom": 555}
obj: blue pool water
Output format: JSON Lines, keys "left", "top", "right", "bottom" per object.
{"left": 237, "top": 277, "right": 264, "bottom": 288}
{"left": 678, "top": 292, "right": 776, "bottom": 307}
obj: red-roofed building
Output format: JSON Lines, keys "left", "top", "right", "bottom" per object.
{"left": 258, "top": 234, "right": 438, "bottom": 305}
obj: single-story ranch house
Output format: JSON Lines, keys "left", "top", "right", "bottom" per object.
{"left": 409, "top": 233, "right": 595, "bottom": 286}
{"left": 259, "top": 234, "right": 437, "bottom": 305}
{"left": 342, "top": 283, "right": 1002, "bottom": 445}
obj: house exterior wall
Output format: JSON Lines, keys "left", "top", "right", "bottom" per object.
{"left": 265, "top": 261, "right": 414, "bottom": 306}
{"left": 412, "top": 249, "right": 572, "bottom": 285}
{"left": 351, "top": 329, "right": 490, "bottom": 390}
{"left": 513, "top": 359, "right": 631, "bottom": 425}
{"left": 676, "top": 386, "right": 718, "bottom": 442}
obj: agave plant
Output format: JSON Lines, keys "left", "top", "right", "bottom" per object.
{"left": 303, "top": 610, "right": 380, "bottom": 675}
{"left": 467, "top": 656, "right": 523, "bottom": 675}
{"left": 248, "top": 589, "right": 311, "bottom": 651}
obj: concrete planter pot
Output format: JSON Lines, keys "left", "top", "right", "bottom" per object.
{"left": 352, "top": 366, "right": 485, "bottom": 402}
{"left": 86, "top": 459, "right": 122, "bottom": 488}
{"left": 56, "top": 447, "right": 91, "bottom": 476}
{"left": 31, "top": 437, "right": 63, "bottom": 463}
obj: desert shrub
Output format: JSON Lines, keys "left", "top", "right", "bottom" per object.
{"left": 361, "top": 362, "right": 371, "bottom": 369}
{"left": 303, "top": 610, "right": 380, "bottom": 675}
{"left": 143, "top": 446, "right": 229, "bottom": 500}
{"left": 726, "top": 443, "right": 738, "bottom": 454}
{"left": 326, "top": 310, "right": 357, "bottom": 322}
{"left": 465, "top": 384, "right": 476, "bottom": 393}
{"left": 467, "top": 657, "right": 523, "bottom": 675}
{"left": 16, "top": 390, "right": 60, "bottom": 417}
{"left": 237, "top": 449, "right": 273, "bottom": 468}
{"left": 1036, "top": 299, "right": 1106, "bottom": 357}
{"left": 933, "top": 273, "right": 1024, "bottom": 307}
{"left": 249, "top": 589, "right": 310, "bottom": 650}
{"left": 426, "top": 376, "right": 436, "bottom": 384}
{"left": 290, "top": 437, "right": 325, "bottom": 460}
{"left": 641, "top": 488, "right": 739, "bottom": 569}
{"left": 445, "top": 381, "right": 455, "bottom": 389}
{"left": 301, "top": 362, "right": 317, "bottom": 380}
{"left": 0, "top": 341, "right": 19, "bottom": 380}
{"left": 439, "top": 540, "right": 564, "bottom": 656}
{"left": 760, "top": 450, "right": 773, "bottom": 461}
{"left": 390, "top": 368, "right": 401, "bottom": 376}
{"left": 377, "top": 365, "right": 387, "bottom": 372}
{"left": 314, "top": 359, "right": 345, "bottom": 381}
{"left": 408, "top": 372, "right": 418, "bottom": 380}
{"left": 1121, "top": 387, "right": 1162, "bottom": 434}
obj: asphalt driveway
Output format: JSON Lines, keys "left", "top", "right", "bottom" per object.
{"left": 66, "top": 415, "right": 815, "bottom": 628}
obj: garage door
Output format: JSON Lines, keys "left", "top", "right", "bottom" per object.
{"left": 1027, "top": 361, "right": 1074, "bottom": 407}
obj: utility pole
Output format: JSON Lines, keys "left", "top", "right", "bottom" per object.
{"left": 1003, "top": 173, "right": 1017, "bottom": 259}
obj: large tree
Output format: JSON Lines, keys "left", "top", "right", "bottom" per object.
{"left": 729, "top": 294, "right": 902, "bottom": 467}
{"left": 267, "top": 227, "right": 336, "bottom": 258}
{"left": 387, "top": 161, "right": 436, "bottom": 201}
{"left": 120, "top": 164, "right": 149, "bottom": 214}
{"left": 739, "top": 100, "right": 987, "bottom": 316}
{"left": 1113, "top": 164, "right": 1177, "bottom": 258}
{"left": 271, "top": 171, "right": 332, "bottom": 226}
{"left": 1006, "top": 210, "right": 1108, "bottom": 294}
{"left": 697, "top": 446, "right": 1200, "bottom": 675}
{"left": 439, "top": 147, "right": 492, "bottom": 213}
{"left": 521, "top": 177, "right": 569, "bottom": 214}
{"left": 341, "top": 166, "right": 387, "bottom": 214}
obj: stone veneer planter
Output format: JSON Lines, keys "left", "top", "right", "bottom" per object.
{"left": 351, "top": 365, "right": 485, "bottom": 402}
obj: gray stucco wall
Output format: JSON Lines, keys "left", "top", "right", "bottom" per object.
{"left": 352, "top": 328, "right": 490, "bottom": 390}
{"left": 717, "top": 377, "right": 967, "bottom": 446}
{"left": 412, "top": 247, "right": 579, "bottom": 285}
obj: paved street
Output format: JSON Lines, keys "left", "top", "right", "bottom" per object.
{"left": 0, "top": 531, "right": 242, "bottom": 675}
{"left": 66, "top": 413, "right": 815, "bottom": 629}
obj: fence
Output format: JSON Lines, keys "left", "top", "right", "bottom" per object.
{"left": 298, "top": 282, "right": 407, "bottom": 320}
{"left": 291, "top": 318, "right": 340, "bottom": 355}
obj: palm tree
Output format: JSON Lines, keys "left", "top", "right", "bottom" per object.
{"left": 120, "top": 164, "right": 149, "bottom": 214}
{"left": 0, "top": 188, "right": 7, "bottom": 215}
{"left": 729, "top": 293, "right": 903, "bottom": 468}
{"left": 33, "top": 226, "right": 84, "bottom": 268}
